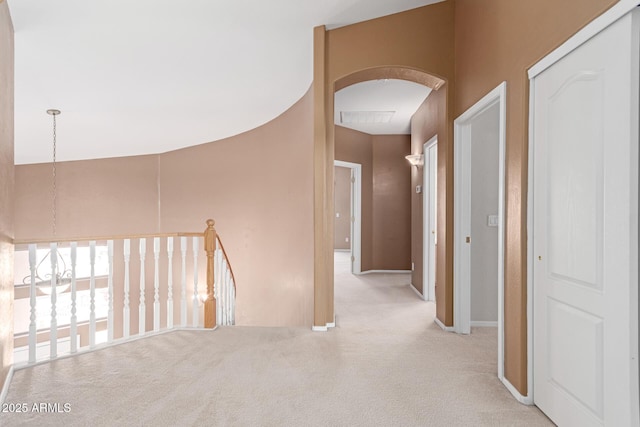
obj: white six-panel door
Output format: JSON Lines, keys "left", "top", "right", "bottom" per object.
{"left": 531, "top": 9, "right": 639, "bottom": 426}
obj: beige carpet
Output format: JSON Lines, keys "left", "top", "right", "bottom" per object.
{"left": 1, "top": 252, "right": 552, "bottom": 426}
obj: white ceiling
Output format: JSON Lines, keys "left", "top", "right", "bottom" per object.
{"left": 8, "top": 0, "right": 443, "bottom": 165}
{"left": 334, "top": 79, "right": 432, "bottom": 135}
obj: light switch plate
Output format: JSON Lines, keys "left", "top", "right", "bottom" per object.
{"left": 487, "top": 214, "right": 499, "bottom": 227}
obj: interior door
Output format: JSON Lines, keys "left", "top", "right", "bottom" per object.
{"left": 532, "top": 10, "right": 639, "bottom": 426}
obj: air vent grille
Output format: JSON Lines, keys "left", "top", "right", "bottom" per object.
{"left": 340, "top": 111, "right": 395, "bottom": 124}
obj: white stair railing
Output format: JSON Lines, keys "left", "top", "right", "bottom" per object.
{"left": 12, "top": 220, "right": 237, "bottom": 367}
{"left": 215, "top": 238, "right": 236, "bottom": 326}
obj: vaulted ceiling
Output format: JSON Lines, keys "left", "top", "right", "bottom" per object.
{"left": 9, "top": 1, "right": 443, "bottom": 164}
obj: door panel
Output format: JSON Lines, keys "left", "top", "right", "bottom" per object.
{"left": 532, "top": 10, "right": 639, "bottom": 426}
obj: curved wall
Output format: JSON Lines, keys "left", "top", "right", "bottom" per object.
{"left": 15, "top": 88, "right": 314, "bottom": 327}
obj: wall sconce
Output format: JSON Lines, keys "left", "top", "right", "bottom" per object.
{"left": 405, "top": 154, "right": 424, "bottom": 168}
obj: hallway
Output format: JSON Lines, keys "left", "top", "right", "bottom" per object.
{"left": 1, "top": 252, "right": 551, "bottom": 426}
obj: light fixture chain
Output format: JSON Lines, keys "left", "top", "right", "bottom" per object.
{"left": 52, "top": 112, "right": 57, "bottom": 238}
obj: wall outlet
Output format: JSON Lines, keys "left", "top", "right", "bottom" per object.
{"left": 336, "top": 212, "right": 340, "bottom": 218}
{"left": 416, "top": 185, "right": 422, "bottom": 194}
{"left": 412, "top": 262, "right": 415, "bottom": 271}
{"left": 345, "top": 237, "right": 349, "bottom": 243}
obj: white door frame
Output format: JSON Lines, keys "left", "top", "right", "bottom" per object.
{"left": 527, "top": 0, "right": 640, "bottom": 410}
{"left": 423, "top": 136, "right": 437, "bottom": 302}
{"left": 453, "top": 81, "right": 507, "bottom": 377}
{"left": 334, "top": 160, "right": 362, "bottom": 274}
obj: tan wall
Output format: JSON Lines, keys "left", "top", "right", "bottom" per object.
{"left": 159, "top": 90, "right": 314, "bottom": 327}
{"left": 15, "top": 155, "right": 161, "bottom": 240}
{"left": 455, "top": 0, "right": 617, "bottom": 394}
{"left": 335, "top": 127, "right": 411, "bottom": 271}
{"left": 334, "top": 166, "right": 351, "bottom": 250}
{"left": 0, "top": 0, "right": 12, "bottom": 394}
{"left": 371, "top": 134, "right": 411, "bottom": 270}
{"left": 315, "top": 1, "right": 456, "bottom": 326}
{"left": 15, "top": 89, "right": 314, "bottom": 327}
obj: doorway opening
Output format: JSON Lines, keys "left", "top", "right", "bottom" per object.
{"left": 423, "top": 136, "right": 437, "bottom": 302}
{"left": 453, "top": 82, "right": 506, "bottom": 378}
{"left": 334, "top": 160, "right": 362, "bottom": 275}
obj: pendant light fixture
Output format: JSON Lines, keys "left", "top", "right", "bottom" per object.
{"left": 22, "top": 109, "right": 71, "bottom": 292}
{"left": 47, "top": 108, "right": 60, "bottom": 239}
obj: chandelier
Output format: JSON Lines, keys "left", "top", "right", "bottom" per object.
{"left": 22, "top": 109, "right": 71, "bottom": 293}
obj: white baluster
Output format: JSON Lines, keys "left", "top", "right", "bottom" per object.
{"left": 28, "top": 244, "right": 36, "bottom": 364}
{"left": 123, "top": 239, "right": 131, "bottom": 338}
{"left": 180, "top": 236, "right": 187, "bottom": 327}
{"left": 89, "top": 241, "right": 96, "bottom": 348}
{"left": 231, "top": 278, "right": 235, "bottom": 325}
{"left": 50, "top": 243, "right": 58, "bottom": 359}
{"left": 223, "top": 260, "right": 229, "bottom": 326}
{"left": 215, "top": 245, "right": 221, "bottom": 326}
{"left": 192, "top": 237, "right": 199, "bottom": 327}
{"left": 139, "top": 238, "right": 146, "bottom": 335}
{"left": 167, "top": 237, "right": 174, "bottom": 329}
{"left": 70, "top": 242, "right": 78, "bottom": 353}
{"left": 153, "top": 237, "right": 160, "bottom": 332}
{"left": 107, "top": 240, "right": 114, "bottom": 343}
{"left": 221, "top": 256, "right": 226, "bottom": 326}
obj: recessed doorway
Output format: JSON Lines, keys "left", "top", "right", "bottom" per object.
{"left": 453, "top": 81, "right": 506, "bottom": 378}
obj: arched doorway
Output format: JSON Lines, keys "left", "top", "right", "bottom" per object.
{"left": 312, "top": 62, "right": 452, "bottom": 331}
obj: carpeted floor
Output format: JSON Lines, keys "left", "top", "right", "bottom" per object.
{"left": 1, "top": 251, "right": 553, "bottom": 426}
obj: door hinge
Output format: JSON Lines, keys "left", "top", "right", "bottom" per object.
{"left": 466, "top": 236, "right": 471, "bottom": 243}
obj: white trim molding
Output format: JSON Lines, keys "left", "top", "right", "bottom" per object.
{"left": 502, "top": 377, "right": 534, "bottom": 406}
{"left": 409, "top": 283, "right": 424, "bottom": 299}
{"left": 470, "top": 321, "right": 498, "bottom": 328}
{"left": 327, "top": 315, "right": 336, "bottom": 328}
{"left": 528, "top": 0, "right": 640, "bottom": 79}
{"left": 434, "top": 317, "right": 455, "bottom": 332}
{"left": 526, "top": 78, "right": 536, "bottom": 410}
{"left": 0, "top": 365, "right": 14, "bottom": 405}
{"left": 334, "top": 160, "right": 362, "bottom": 275}
{"left": 423, "top": 135, "right": 438, "bottom": 303}
{"left": 357, "top": 270, "right": 411, "bottom": 275}
{"left": 453, "top": 81, "right": 507, "bottom": 382}
{"left": 312, "top": 325, "right": 328, "bottom": 332}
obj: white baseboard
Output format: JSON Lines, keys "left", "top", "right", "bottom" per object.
{"left": 502, "top": 376, "right": 534, "bottom": 405}
{"left": 409, "top": 283, "right": 424, "bottom": 299}
{"left": 470, "top": 321, "right": 498, "bottom": 327}
{"left": 0, "top": 365, "right": 14, "bottom": 404}
{"left": 312, "top": 313, "right": 336, "bottom": 331}
{"left": 11, "top": 327, "right": 216, "bottom": 372}
{"left": 334, "top": 249, "right": 350, "bottom": 252}
{"left": 357, "top": 269, "right": 411, "bottom": 275}
{"left": 327, "top": 315, "right": 336, "bottom": 328}
{"left": 434, "top": 317, "right": 455, "bottom": 332}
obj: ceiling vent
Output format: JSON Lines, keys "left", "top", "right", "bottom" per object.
{"left": 340, "top": 111, "right": 395, "bottom": 124}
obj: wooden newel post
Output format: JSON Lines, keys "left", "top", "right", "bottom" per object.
{"left": 204, "top": 219, "right": 217, "bottom": 328}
